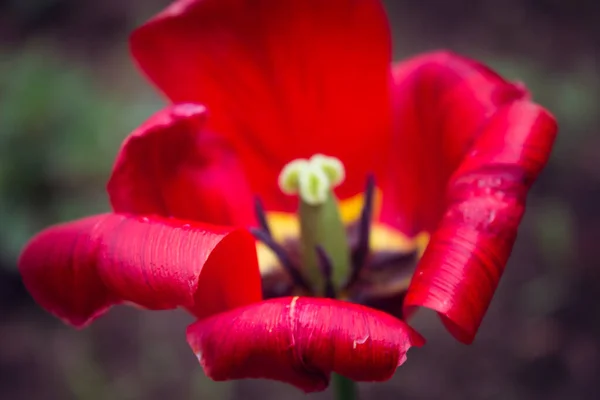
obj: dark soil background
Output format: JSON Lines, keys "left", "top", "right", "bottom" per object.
{"left": 1, "top": 0, "right": 599, "bottom": 399}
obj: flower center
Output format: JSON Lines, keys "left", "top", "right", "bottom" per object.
{"left": 252, "top": 155, "right": 428, "bottom": 320}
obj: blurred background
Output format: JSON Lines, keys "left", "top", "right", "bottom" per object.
{"left": 0, "top": 0, "right": 598, "bottom": 399}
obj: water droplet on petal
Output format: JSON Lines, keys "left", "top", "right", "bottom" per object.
{"left": 353, "top": 335, "right": 369, "bottom": 349}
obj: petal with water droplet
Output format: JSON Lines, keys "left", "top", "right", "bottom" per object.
{"left": 18, "top": 214, "right": 262, "bottom": 327}
{"left": 187, "top": 297, "right": 424, "bottom": 392}
{"left": 404, "top": 101, "right": 557, "bottom": 344}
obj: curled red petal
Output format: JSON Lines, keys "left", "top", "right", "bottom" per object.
{"left": 131, "top": 0, "right": 392, "bottom": 209}
{"left": 187, "top": 296, "right": 424, "bottom": 392}
{"left": 404, "top": 101, "right": 557, "bottom": 344}
{"left": 18, "top": 215, "right": 114, "bottom": 327}
{"left": 108, "top": 104, "right": 255, "bottom": 226}
{"left": 18, "top": 214, "right": 262, "bottom": 327}
{"left": 381, "top": 51, "right": 528, "bottom": 235}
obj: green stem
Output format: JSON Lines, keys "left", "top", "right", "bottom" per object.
{"left": 333, "top": 373, "right": 358, "bottom": 400}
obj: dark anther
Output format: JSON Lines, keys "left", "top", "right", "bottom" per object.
{"left": 349, "top": 290, "right": 407, "bottom": 321}
{"left": 250, "top": 228, "right": 312, "bottom": 293}
{"left": 261, "top": 279, "right": 294, "bottom": 299}
{"left": 346, "top": 174, "right": 375, "bottom": 288}
{"left": 368, "top": 251, "right": 417, "bottom": 270}
{"left": 253, "top": 196, "right": 272, "bottom": 237}
{"left": 316, "top": 246, "right": 336, "bottom": 299}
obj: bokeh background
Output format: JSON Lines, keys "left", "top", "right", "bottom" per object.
{"left": 1, "top": 0, "right": 598, "bottom": 399}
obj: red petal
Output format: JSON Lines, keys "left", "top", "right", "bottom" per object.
{"left": 18, "top": 214, "right": 262, "bottom": 327}
{"left": 187, "top": 296, "right": 424, "bottom": 392}
{"left": 130, "top": 0, "right": 392, "bottom": 209}
{"left": 107, "top": 104, "right": 255, "bottom": 226}
{"left": 18, "top": 215, "right": 114, "bottom": 327}
{"left": 404, "top": 101, "right": 557, "bottom": 344}
{"left": 380, "top": 51, "right": 528, "bottom": 235}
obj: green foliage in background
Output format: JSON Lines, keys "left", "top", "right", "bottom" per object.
{"left": 487, "top": 55, "right": 600, "bottom": 162}
{"left": 0, "top": 44, "right": 159, "bottom": 269}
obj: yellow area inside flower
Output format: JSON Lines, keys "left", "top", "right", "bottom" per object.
{"left": 257, "top": 189, "right": 429, "bottom": 275}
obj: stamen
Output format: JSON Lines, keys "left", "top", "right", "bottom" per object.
{"left": 368, "top": 251, "right": 417, "bottom": 270}
{"left": 250, "top": 228, "right": 312, "bottom": 293}
{"left": 253, "top": 196, "right": 271, "bottom": 237}
{"left": 347, "top": 174, "right": 375, "bottom": 288}
{"left": 316, "top": 246, "right": 336, "bottom": 299}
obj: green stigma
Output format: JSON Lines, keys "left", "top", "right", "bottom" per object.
{"left": 310, "top": 154, "right": 345, "bottom": 187}
{"left": 278, "top": 154, "right": 345, "bottom": 205}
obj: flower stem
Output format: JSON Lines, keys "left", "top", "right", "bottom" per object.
{"left": 333, "top": 373, "right": 358, "bottom": 400}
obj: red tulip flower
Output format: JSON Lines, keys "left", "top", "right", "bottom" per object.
{"left": 18, "top": 0, "right": 557, "bottom": 393}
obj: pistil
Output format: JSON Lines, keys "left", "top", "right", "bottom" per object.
{"left": 254, "top": 154, "right": 420, "bottom": 309}
{"left": 279, "top": 154, "right": 351, "bottom": 293}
